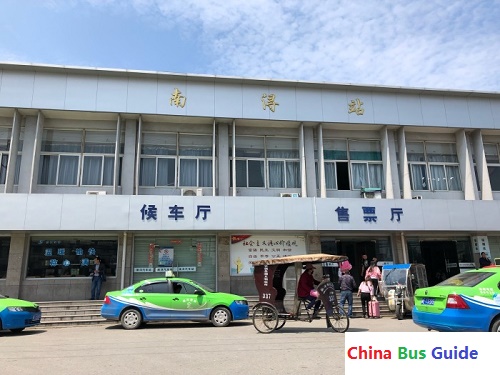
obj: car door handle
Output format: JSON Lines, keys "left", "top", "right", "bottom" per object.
{"left": 139, "top": 297, "right": 146, "bottom": 301}
{"left": 173, "top": 298, "right": 179, "bottom": 301}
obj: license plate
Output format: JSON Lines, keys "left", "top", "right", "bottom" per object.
{"left": 422, "top": 298, "right": 434, "bottom": 306}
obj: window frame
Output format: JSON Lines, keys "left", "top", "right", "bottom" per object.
{"left": 38, "top": 129, "right": 123, "bottom": 187}
{"left": 316, "top": 138, "right": 384, "bottom": 191}
{"left": 407, "top": 141, "right": 462, "bottom": 192}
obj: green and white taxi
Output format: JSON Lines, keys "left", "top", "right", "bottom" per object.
{"left": 101, "top": 275, "right": 249, "bottom": 329}
{"left": 0, "top": 294, "right": 41, "bottom": 333}
{"left": 412, "top": 266, "right": 500, "bottom": 332}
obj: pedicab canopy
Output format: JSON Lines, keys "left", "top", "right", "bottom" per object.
{"left": 251, "top": 253, "right": 349, "bottom": 313}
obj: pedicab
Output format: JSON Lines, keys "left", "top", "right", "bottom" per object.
{"left": 251, "top": 253, "right": 350, "bottom": 333}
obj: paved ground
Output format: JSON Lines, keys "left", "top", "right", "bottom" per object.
{"left": 0, "top": 317, "right": 427, "bottom": 375}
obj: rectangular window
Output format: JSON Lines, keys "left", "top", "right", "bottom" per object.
{"left": 139, "top": 157, "right": 176, "bottom": 187}
{"left": 349, "top": 141, "right": 383, "bottom": 189}
{"left": 0, "top": 154, "right": 8, "bottom": 184}
{"left": 0, "top": 237, "right": 10, "bottom": 279}
{"left": 27, "top": 237, "right": 118, "bottom": 278}
{"left": 266, "top": 137, "right": 300, "bottom": 189}
{"left": 82, "top": 131, "right": 116, "bottom": 186}
{"left": 407, "top": 141, "right": 461, "bottom": 191}
{"left": 39, "top": 129, "right": 122, "bottom": 187}
{"left": 230, "top": 136, "right": 265, "bottom": 188}
{"left": 320, "top": 139, "right": 348, "bottom": 190}
{"left": 38, "top": 130, "right": 81, "bottom": 186}
{"left": 484, "top": 143, "right": 500, "bottom": 191}
{"left": 178, "top": 134, "right": 213, "bottom": 187}
{"left": 318, "top": 139, "right": 383, "bottom": 191}
{"left": 140, "top": 132, "right": 213, "bottom": 188}
{"left": 349, "top": 140, "right": 382, "bottom": 161}
{"left": 488, "top": 166, "right": 500, "bottom": 191}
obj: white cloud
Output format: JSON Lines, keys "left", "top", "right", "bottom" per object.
{"left": 27, "top": 0, "right": 500, "bottom": 90}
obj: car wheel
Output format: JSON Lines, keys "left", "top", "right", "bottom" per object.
{"left": 10, "top": 328, "right": 25, "bottom": 333}
{"left": 490, "top": 317, "right": 500, "bottom": 332}
{"left": 211, "top": 306, "right": 231, "bottom": 327}
{"left": 120, "top": 308, "right": 143, "bottom": 330}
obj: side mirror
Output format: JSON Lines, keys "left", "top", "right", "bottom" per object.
{"left": 194, "top": 289, "right": 205, "bottom": 296}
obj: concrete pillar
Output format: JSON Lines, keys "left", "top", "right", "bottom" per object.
{"left": 17, "top": 116, "right": 39, "bottom": 193}
{"left": 217, "top": 235, "right": 231, "bottom": 292}
{"left": 308, "top": 234, "right": 321, "bottom": 253}
{"left": 308, "top": 234, "right": 322, "bottom": 281}
{"left": 299, "top": 124, "right": 307, "bottom": 197}
{"left": 391, "top": 233, "right": 406, "bottom": 264}
{"left": 380, "top": 126, "right": 395, "bottom": 199}
{"left": 304, "top": 126, "right": 317, "bottom": 197}
{"left": 456, "top": 129, "right": 477, "bottom": 200}
{"left": 397, "top": 127, "right": 412, "bottom": 199}
{"left": 114, "top": 115, "right": 122, "bottom": 195}
{"left": 121, "top": 119, "right": 137, "bottom": 195}
{"left": 217, "top": 123, "right": 230, "bottom": 196}
{"left": 30, "top": 112, "right": 44, "bottom": 193}
{"left": 317, "top": 124, "right": 326, "bottom": 198}
{"left": 471, "top": 130, "right": 493, "bottom": 200}
{"left": 4, "top": 233, "right": 27, "bottom": 298}
{"left": 4, "top": 110, "right": 21, "bottom": 193}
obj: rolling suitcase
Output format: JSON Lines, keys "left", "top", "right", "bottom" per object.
{"left": 368, "top": 299, "right": 380, "bottom": 318}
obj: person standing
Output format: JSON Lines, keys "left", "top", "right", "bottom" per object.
{"left": 89, "top": 256, "right": 106, "bottom": 300}
{"left": 338, "top": 270, "right": 357, "bottom": 317}
{"left": 357, "top": 277, "right": 374, "bottom": 318}
{"left": 479, "top": 252, "right": 493, "bottom": 268}
{"left": 360, "top": 254, "right": 370, "bottom": 280}
{"left": 297, "top": 263, "right": 321, "bottom": 318}
{"left": 365, "top": 261, "right": 382, "bottom": 297}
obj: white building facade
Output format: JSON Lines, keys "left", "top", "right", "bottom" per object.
{"left": 0, "top": 62, "right": 499, "bottom": 301}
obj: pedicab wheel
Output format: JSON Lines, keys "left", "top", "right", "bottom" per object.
{"left": 326, "top": 305, "right": 349, "bottom": 333}
{"left": 275, "top": 318, "right": 287, "bottom": 330}
{"left": 252, "top": 302, "right": 279, "bottom": 334}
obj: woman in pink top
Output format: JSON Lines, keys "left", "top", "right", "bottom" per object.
{"left": 365, "top": 261, "right": 381, "bottom": 297}
{"left": 357, "top": 277, "right": 374, "bottom": 318}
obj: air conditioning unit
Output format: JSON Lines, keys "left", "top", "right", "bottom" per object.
{"left": 86, "top": 191, "right": 107, "bottom": 195}
{"left": 181, "top": 188, "right": 203, "bottom": 196}
{"left": 412, "top": 195, "right": 423, "bottom": 200}
{"left": 280, "top": 192, "right": 300, "bottom": 198}
{"left": 360, "top": 188, "right": 382, "bottom": 199}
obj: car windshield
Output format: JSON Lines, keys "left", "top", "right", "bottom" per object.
{"left": 437, "top": 272, "right": 493, "bottom": 287}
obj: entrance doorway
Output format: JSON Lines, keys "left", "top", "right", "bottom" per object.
{"left": 321, "top": 240, "right": 376, "bottom": 287}
{"left": 420, "top": 241, "right": 460, "bottom": 286}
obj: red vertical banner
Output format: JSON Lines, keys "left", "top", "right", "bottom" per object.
{"left": 149, "top": 243, "right": 155, "bottom": 268}
{"left": 196, "top": 242, "right": 202, "bottom": 267}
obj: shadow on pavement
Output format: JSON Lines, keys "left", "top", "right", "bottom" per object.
{"left": 0, "top": 329, "right": 47, "bottom": 337}
{"left": 104, "top": 320, "right": 254, "bottom": 330}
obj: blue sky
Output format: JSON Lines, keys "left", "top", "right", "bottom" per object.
{"left": 0, "top": 0, "right": 499, "bottom": 91}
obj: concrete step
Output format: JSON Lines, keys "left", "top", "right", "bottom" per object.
{"left": 35, "top": 294, "right": 395, "bottom": 327}
{"left": 37, "top": 300, "right": 105, "bottom": 326}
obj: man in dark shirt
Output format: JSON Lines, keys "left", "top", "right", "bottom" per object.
{"left": 339, "top": 270, "right": 357, "bottom": 317}
{"left": 479, "top": 252, "right": 492, "bottom": 268}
